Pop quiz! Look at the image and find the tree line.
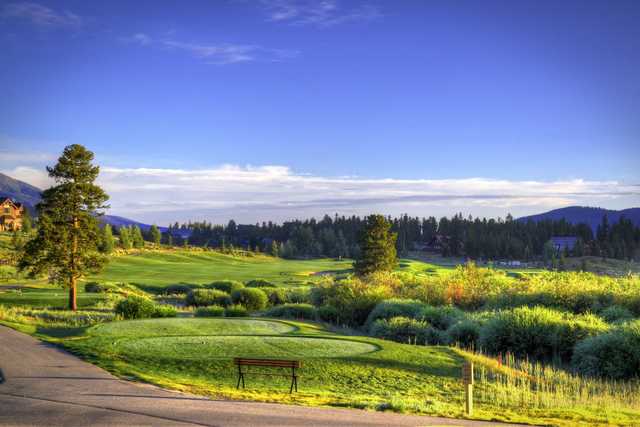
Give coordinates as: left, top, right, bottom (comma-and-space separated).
109, 212, 640, 261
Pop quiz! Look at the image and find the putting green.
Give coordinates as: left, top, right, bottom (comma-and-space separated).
117, 335, 378, 359
92, 318, 296, 338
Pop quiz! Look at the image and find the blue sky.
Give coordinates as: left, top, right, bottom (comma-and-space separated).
1, 0, 639, 225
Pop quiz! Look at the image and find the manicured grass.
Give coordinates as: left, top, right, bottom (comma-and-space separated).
54, 317, 638, 426
88, 251, 354, 289
0, 285, 105, 307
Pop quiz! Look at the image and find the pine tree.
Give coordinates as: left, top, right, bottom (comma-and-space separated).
119, 226, 132, 249
353, 214, 397, 276
18, 145, 109, 311
132, 225, 145, 248
270, 240, 279, 257
150, 224, 161, 246
21, 209, 33, 234
99, 224, 115, 254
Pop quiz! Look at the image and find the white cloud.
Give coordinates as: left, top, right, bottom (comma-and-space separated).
89, 165, 640, 224
260, 0, 381, 27
119, 32, 152, 46
1, 2, 82, 29
0, 149, 55, 164
120, 33, 297, 65
0, 166, 53, 189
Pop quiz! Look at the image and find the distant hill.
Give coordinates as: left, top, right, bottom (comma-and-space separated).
0, 172, 42, 213
0, 172, 166, 231
101, 215, 167, 232
518, 206, 640, 231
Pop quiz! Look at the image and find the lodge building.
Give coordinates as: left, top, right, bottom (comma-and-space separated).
0, 198, 24, 232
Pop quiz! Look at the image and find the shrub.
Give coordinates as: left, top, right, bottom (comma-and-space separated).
317, 305, 340, 323
195, 305, 225, 317
419, 305, 464, 330
225, 304, 248, 317
600, 305, 635, 324
163, 284, 192, 295
231, 288, 268, 311
479, 306, 608, 361
186, 289, 231, 307
115, 296, 175, 319
365, 299, 425, 329
266, 303, 316, 320
267, 288, 287, 306
153, 304, 178, 318
284, 287, 312, 304
310, 277, 392, 326
572, 320, 640, 380
207, 280, 244, 293
245, 279, 277, 288
370, 316, 429, 344
447, 319, 481, 348
417, 326, 450, 345
84, 282, 118, 293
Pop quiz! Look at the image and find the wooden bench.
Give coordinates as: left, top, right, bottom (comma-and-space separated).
233, 358, 301, 394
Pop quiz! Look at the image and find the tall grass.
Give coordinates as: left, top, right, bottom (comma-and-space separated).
464, 350, 640, 413
0, 304, 115, 327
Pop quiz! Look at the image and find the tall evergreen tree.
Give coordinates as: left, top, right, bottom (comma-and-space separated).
99, 224, 115, 254
18, 145, 109, 311
132, 225, 145, 248
149, 224, 161, 246
353, 214, 397, 275
119, 226, 132, 249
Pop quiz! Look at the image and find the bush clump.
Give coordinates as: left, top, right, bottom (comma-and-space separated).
267, 288, 287, 306
370, 316, 429, 344
231, 288, 268, 311
245, 279, 277, 288
225, 304, 248, 317
207, 280, 244, 294
186, 289, 231, 307
284, 287, 312, 304
163, 284, 192, 295
479, 306, 608, 361
419, 305, 464, 330
599, 305, 635, 324
446, 319, 481, 348
195, 305, 225, 317
84, 282, 118, 293
365, 299, 425, 329
572, 320, 640, 380
317, 305, 340, 324
266, 303, 316, 320
115, 296, 176, 319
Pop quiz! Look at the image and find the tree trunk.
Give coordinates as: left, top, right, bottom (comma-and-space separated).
70, 216, 78, 311
69, 278, 77, 311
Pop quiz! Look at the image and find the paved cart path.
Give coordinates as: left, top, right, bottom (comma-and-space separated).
0, 326, 521, 427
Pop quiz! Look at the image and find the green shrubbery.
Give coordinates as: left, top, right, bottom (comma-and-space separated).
600, 306, 635, 323
479, 306, 608, 361
419, 305, 464, 330
446, 319, 481, 348
370, 316, 447, 344
225, 304, 248, 317
317, 305, 340, 323
115, 296, 177, 319
266, 303, 316, 320
245, 279, 276, 288
194, 305, 225, 317
207, 280, 244, 293
84, 282, 119, 293
186, 289, 231, 307
163, 284, 192, 295
231, 288, 268, 311
365, 299, 425, 328
572, 320, 640, 380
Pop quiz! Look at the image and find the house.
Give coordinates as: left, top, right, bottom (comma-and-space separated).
0, 198, 24, 232
550, 236, 578, 254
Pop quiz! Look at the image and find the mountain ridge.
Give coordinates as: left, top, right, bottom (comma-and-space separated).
517, 206, 640, 231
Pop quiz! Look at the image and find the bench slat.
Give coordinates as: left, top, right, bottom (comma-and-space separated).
234, 358, 301, 368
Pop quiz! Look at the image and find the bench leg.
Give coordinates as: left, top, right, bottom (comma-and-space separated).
237, 372, 245, 389
289, 376, 294, 394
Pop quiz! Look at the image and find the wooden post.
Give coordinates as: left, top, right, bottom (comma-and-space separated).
462, 361, 474, 416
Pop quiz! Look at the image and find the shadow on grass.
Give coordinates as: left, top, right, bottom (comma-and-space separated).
35, 326, 88, 339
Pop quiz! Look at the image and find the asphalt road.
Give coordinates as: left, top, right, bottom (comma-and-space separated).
0, 325, 518, 427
